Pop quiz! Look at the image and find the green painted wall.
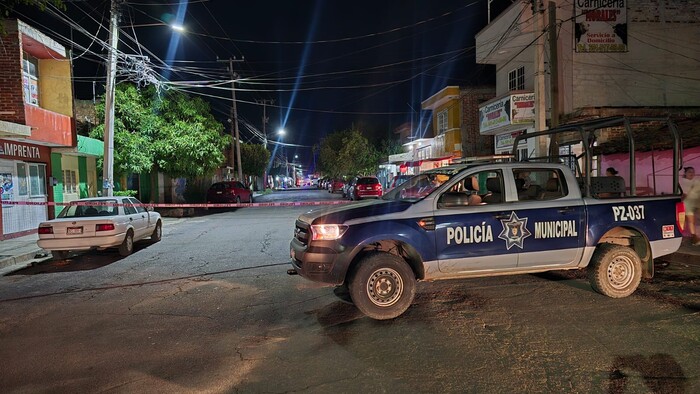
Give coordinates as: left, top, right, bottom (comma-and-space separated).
139, 173, 152, 202
51, 153, 63, 216
78, 157, 88, 198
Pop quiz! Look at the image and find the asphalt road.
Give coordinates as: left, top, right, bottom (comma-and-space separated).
0, 188, 698, 393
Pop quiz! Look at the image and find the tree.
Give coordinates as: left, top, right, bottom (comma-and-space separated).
318, 129, 378, 178
153, 89, 230, 179
240, 143, 270, 177
91, 84, 230, 180
91, 84, 157, 176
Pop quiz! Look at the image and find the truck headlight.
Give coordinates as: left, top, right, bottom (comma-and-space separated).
310, 224, 348, 241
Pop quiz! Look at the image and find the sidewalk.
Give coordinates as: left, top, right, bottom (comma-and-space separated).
2, 221, 700, 274
0, 217, 187, 275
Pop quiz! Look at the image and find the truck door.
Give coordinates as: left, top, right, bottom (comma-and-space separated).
510, 168, 586, 268
434, 169, 519, 273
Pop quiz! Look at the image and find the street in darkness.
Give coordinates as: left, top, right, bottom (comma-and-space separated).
0, 189, 698, 393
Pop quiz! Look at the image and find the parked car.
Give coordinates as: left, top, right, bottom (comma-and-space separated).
350, 176, 383, 200
206, 181, 253, 204
37, 197, 162, 259
328, 179, 345, 193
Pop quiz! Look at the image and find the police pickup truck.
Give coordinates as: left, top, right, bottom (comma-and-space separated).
288, 117, 684, 320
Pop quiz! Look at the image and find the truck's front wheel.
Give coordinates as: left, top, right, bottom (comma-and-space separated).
588, 244, 642, 298
348, 252, 416, 320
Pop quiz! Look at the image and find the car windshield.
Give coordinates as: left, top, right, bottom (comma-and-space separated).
58, 200, 119, 218
382, 169, 461, 201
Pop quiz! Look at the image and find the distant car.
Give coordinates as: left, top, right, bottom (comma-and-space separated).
37, 197, 162, 259
328, 179, 345, 193
206, 181, 253, 204
351, 176, 383, 200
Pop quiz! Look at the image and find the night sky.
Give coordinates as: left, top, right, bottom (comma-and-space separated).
12, 0, 513, 167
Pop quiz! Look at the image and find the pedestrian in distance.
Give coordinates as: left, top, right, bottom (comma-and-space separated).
679, 166, 700, 245
606, 167, 618, 176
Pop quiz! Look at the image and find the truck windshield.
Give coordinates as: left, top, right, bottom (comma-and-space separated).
383, 171, 457, 201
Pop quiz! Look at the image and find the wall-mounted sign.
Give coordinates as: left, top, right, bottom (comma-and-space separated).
0, 140, 48, 161
511, 93, 535, 124
480, 93, 535, 134
495, 130, 526, 150
480, 96, 511, 133
575, 1, 628, 53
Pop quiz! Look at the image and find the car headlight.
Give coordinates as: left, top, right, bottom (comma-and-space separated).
310, 224, 348, 241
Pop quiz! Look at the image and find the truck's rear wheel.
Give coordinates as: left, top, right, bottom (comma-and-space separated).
588, 243, 642, 298
348, 252, 416, 320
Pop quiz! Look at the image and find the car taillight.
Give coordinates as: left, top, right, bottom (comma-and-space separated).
38, 226, 53, 234
96, 223, 115, 232
374, 184, 382, 190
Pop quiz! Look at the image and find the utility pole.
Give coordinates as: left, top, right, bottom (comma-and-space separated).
218, 57, 244, 181
532, 0, 547, 156
256, 99, 274, 148
102, 0, 121, 196
257, 98, 274, 189
548, 1, 561, 158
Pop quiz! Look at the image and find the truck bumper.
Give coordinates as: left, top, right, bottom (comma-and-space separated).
289, 237, 347, 286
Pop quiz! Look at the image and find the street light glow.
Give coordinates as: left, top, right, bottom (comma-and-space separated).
171, 24, 185, 32
278, 128, 286, 137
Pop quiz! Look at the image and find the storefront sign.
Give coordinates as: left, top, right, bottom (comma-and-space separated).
575, 0, 628, 53
480, 94, 535, 134
511, 93, 535, 124
479, 96, 511, 133
0, 140, 48, 161
495, 131, 526, 150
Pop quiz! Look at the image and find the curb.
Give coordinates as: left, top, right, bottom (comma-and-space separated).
0, 249, 44, 272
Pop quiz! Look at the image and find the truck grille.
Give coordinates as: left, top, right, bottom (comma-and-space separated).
295, 220, 310, 246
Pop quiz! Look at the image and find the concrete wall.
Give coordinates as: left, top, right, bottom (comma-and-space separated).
38, 59, 73, 117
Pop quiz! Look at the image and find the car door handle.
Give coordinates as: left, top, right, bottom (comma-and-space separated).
558, 207, 575, 214
494, 213, 510, 220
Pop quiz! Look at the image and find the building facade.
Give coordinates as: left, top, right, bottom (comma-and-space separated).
0, 20, 100, 238
475, 0, 700, 162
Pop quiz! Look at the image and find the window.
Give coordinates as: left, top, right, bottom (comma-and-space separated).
63, 170, 77, 194
513, 169, 568, 201
17, 163, 28, 196
122, 199, 137, 215
129, 198, 146, 213
508, 66, 525, 91
437, 109, 448, 135
22, 52, 39, 106
28, 163, 46, 197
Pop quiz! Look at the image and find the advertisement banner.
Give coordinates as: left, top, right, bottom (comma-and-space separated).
479, 96, 511, 133
495, 131, 526, 150
575, 0, 628, 53
511, 93, 535, 124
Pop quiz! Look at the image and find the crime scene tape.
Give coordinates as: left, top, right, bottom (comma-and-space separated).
0, 200, 352, 209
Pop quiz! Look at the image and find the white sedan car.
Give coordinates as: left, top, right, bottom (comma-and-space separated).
37, 197, 162, 259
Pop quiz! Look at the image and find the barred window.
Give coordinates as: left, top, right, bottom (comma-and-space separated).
63, 170, 77, 194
